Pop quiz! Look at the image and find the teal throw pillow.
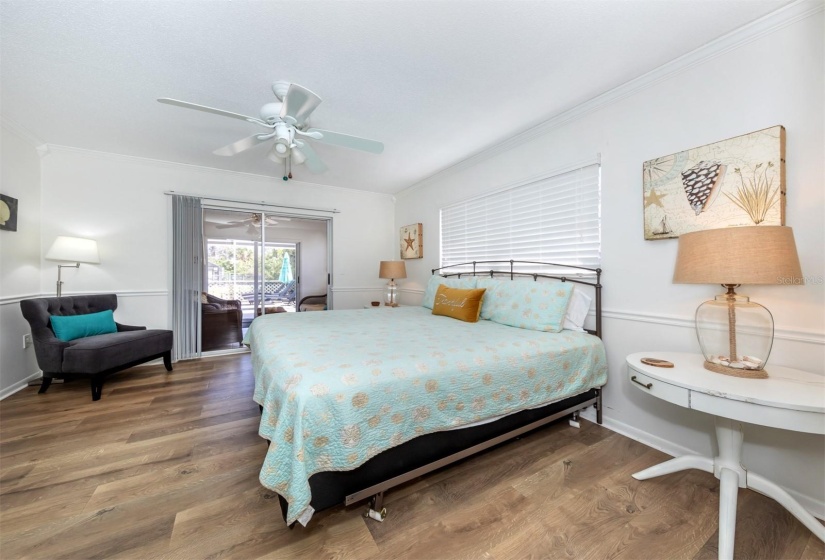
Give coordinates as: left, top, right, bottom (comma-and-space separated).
50, 310, 117, 342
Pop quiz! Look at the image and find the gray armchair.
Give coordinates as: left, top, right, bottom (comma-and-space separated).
19, 294, 173, 401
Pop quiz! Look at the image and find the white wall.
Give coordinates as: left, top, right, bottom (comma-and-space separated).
395, 11, 825, 514
37, 147, 396, 327
0, 123, 44, 396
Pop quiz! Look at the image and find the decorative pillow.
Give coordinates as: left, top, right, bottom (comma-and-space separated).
421, 275, 478, 309
563, 287, 592, 332
201, 292, 209, 304
431, 285, 486, 323
486, 281, 574, 333
50, 310, 118, 342
475, 277, 501, 321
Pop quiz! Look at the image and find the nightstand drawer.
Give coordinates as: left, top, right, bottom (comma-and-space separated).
628, 367, 690, 407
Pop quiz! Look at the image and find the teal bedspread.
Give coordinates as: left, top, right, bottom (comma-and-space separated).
244, 307, 607, 525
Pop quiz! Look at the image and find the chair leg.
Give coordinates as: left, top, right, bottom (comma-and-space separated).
90, 376, 103, 401
38, 375, 53, 394
163, 351, 173, 372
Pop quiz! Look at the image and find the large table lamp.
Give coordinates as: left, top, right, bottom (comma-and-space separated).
673, 226, 802, 379
379, 260, 406, 307
45, 236, 100, 296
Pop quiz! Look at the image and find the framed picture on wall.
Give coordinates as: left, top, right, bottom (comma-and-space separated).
0, 194, 18, 232
400, 223, 423, 259
642, 125, 785, 240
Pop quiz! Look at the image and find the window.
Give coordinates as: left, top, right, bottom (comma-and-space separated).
440, 163, 600, 274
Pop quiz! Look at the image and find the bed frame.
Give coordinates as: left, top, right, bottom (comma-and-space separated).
276, 260, 604, 525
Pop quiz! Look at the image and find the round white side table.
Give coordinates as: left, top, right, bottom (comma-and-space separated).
626, 352, 825, 560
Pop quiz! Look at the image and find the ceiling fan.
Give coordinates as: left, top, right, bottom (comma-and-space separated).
158, 81, 384, 180
213, 214, 289, 232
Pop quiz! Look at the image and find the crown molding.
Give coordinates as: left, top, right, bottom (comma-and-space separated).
41, 144, 395, 202
396, 0, 823, 198
0, 116, 46, 151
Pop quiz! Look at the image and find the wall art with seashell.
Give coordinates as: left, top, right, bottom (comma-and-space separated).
642, 125, 785, 240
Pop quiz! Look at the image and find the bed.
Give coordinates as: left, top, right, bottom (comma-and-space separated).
244, 261, 606, 526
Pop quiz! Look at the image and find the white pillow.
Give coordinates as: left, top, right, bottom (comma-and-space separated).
563, 287, 592, 332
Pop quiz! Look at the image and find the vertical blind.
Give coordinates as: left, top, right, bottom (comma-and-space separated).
440, 163, 601, 274
172, 195, 204, 361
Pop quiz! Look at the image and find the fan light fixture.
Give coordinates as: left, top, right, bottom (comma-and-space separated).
157, 80, 384, 181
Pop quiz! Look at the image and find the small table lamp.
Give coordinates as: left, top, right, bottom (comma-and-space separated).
379, 260, 406, 307
673, 226, 802, 378
45, 236, 100, 296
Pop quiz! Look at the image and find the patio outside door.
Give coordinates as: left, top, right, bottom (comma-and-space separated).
202, 209, 299, 350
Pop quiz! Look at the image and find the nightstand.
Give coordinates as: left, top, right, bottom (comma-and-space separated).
627, 352, 825, 559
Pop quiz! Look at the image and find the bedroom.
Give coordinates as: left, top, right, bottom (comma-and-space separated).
1, 0, 823, 558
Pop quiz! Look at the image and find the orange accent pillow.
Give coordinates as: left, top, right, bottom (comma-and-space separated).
431, 285, 487, 323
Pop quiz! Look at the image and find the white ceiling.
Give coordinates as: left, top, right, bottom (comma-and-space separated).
1, 0, 791, 194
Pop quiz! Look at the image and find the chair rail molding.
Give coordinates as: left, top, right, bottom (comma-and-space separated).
1, 290, 169, 306
603, 308, 824, 346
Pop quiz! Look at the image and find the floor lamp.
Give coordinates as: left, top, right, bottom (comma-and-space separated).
45, 236, 100, 296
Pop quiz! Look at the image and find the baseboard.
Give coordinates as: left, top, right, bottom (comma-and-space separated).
0, 370, 43, 400
579, 408, 825, 520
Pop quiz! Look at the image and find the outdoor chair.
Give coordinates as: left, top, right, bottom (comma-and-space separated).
202, 293, 243, 351
298, 294, 327, 312
274, 281, 296, 304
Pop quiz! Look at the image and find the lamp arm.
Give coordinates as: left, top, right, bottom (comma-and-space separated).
56, 263, 80, 297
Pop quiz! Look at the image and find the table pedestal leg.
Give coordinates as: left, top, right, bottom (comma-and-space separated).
718, 467, 740, 560
633, 417, 824, 559
748, 472, 825, 542
632, 454, 713, 480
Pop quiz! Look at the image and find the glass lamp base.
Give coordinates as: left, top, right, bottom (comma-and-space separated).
704, 360, 768, 379
384, 280, 398, 307
695, 288, 774, 381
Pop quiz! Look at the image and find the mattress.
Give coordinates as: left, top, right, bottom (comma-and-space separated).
244, 306, 607, 524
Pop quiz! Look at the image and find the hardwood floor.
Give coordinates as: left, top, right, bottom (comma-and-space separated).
1, 354, 822, 559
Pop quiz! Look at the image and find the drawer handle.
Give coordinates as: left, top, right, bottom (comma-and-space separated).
631, 375, 653, 390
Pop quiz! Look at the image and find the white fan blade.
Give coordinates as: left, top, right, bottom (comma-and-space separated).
213, 134, 270, 156
305, 128, 384, 154
280, 84, 322, 126
294, 142, 328, 173
158, 98, 269, 127
215, 223, 242, 229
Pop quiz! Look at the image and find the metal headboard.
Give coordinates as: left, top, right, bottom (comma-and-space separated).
431, 260, 602, 338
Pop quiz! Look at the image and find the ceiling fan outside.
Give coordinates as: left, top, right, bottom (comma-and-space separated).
158, 81, 384, 180
213, 214, 290, 230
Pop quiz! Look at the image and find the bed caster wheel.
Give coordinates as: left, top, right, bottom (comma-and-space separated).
569, 412, 580, 429
366, 508, 387, 522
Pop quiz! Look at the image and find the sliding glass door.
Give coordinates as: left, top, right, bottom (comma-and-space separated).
171, 196, 331, 358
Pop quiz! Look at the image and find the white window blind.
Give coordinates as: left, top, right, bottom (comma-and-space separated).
440, 163, 600, 274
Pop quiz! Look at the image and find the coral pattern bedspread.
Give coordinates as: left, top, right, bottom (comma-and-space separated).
245, 306, 607, 524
